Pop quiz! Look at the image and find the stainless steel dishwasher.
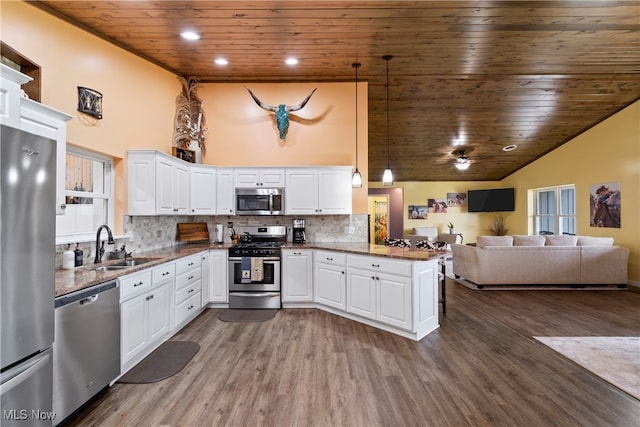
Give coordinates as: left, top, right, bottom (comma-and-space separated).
53, 280, 120, 425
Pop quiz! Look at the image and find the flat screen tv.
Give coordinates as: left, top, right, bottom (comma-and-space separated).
467, 188, 515, 212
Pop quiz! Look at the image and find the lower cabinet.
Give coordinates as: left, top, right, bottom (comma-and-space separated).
282, 249, 313, 304
120, 273, 171, 373
346, 254, 412, 331
174, 253, 202, 329
208, 249, 228, 304
314, 251, 346, 310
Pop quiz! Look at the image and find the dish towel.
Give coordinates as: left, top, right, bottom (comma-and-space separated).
241, 257, 251, 283
251, 257, 264, 282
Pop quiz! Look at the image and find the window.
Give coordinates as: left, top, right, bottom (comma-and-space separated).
532, 185, 575, 235
56, 147, 113, 243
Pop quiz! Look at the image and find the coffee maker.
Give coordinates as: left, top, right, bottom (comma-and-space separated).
292, 219, 306, 243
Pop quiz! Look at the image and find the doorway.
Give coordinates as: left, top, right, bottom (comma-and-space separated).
367, 187, 404, 243
368, 195, 389, 244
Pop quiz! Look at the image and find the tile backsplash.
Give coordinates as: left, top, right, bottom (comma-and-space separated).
56, 214, 368, 268
123, 214, 369, 253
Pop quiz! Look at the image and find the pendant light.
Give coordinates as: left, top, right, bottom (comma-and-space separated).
351, 62, 363, 188
382, 55, 394, 186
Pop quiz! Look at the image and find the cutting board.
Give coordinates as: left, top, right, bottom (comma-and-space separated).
177, 223, 210, 242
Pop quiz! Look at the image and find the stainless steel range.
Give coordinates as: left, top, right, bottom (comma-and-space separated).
228, 226, 286, 309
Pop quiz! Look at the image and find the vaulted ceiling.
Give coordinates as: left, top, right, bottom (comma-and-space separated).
32, 1, 640, 181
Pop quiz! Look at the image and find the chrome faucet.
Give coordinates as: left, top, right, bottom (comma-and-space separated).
94, 224, 115, 264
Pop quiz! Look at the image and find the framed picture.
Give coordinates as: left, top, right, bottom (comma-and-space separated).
172, 146, 196, 163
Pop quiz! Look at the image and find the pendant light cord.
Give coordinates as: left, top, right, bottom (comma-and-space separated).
355, 63, 359, 168
384, 55, 392, 169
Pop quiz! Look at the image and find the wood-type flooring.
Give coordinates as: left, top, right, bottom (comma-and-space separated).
66, 281, 640, 427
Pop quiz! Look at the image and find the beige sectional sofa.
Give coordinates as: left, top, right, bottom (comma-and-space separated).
452, 234, 629, 287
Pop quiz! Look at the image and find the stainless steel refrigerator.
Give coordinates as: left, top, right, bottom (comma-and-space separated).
1, 124, 56, 426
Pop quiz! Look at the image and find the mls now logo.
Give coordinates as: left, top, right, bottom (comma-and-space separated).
3, 409, 56, 421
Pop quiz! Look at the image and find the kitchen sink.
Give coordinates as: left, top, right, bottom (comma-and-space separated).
90, 257, 160, 271
110, 257, 159, 267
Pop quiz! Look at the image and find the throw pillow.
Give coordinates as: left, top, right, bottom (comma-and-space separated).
477, 235, 513, 248
577, 236, 614, 246
413, 227, 438, 241
512, 235, 546, 246
545, 235, 578, 246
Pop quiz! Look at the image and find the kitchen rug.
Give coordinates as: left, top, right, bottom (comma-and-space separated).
118, 341, 199, 384
218, 309, 277, 322
534, 336, 639, 400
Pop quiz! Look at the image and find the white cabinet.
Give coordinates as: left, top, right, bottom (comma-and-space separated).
314, 251, 346, 310
174, 253, 202, 329
234, 168, 285, 188
216, 168, 235, 214
120, 266, 171, 373
156, 155, 189, 215
282, 249, 313, 304
1, 64, 72, 215
347, 255, 412, 331
208, 249, 228, 304
285, 167, 352, 215
127, 150, 190, 215
190, 165, 216, 214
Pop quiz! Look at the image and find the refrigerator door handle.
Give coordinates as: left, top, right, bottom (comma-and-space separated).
0, 352, 51, 396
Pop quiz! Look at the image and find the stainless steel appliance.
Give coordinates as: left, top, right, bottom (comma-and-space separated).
292, 218, 306, 243
53, 280, 120, 424
235, 188, 284, 216
228, 226, 285, 309
1, 125, 56, 426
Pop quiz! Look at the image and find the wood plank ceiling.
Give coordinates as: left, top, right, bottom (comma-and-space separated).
32, 1, 640, 181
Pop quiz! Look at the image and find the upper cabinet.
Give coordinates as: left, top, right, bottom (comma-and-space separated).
285, 167, 352, 215
234, 168, 285, 188
127, 150, 351, 216
190, 165, 216, 215
1, 64, 72, 215
127, 150, 191, 215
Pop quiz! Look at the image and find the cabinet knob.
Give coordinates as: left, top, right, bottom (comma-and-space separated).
60, 204, 67, 210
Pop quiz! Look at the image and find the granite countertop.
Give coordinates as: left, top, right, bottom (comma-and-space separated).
55, 242, 442, 298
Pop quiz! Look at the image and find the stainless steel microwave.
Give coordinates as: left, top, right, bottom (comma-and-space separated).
235, 188, 284, 215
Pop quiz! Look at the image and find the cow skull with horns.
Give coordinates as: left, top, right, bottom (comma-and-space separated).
245, 86, 317, 139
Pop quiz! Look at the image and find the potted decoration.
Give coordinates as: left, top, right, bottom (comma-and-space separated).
489, 215, 508, 236
447, 221, 455, 234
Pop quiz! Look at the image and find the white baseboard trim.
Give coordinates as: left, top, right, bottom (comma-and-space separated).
627, 280, 640, 289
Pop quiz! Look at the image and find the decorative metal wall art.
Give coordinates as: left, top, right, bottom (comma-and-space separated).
77, 86, 103, 119
245, 86, 317, 139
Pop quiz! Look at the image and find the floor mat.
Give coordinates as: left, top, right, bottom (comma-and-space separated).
118, 341, 199, 384
534, 336, 639, 400
218, 309, 277, 322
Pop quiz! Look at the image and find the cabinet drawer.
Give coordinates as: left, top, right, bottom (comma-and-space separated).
120, 270, 152, 300
175, 292, 201, 326
152, 262, 175, 284
347, 254, 412, 277
176, 279, 202, 305
315, 251, 346, 266
175, 254, 202, 276
175, 268, 202, 292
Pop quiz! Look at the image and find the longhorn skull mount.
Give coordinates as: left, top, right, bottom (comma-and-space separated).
245, 86, 317, 139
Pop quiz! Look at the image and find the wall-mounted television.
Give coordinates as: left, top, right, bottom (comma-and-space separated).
467, 188, 515, 212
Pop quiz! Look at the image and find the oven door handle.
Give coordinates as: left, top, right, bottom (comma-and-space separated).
231, 292, 279, 297
228, 257, 280, 262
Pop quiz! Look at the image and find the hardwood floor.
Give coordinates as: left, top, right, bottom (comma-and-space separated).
67, 282, 640, 427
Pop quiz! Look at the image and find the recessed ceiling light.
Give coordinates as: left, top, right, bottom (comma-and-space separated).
502, 144, 518, 152
180, 31, 200, 41
285, 57, 299, 65
214, 58, 228, 65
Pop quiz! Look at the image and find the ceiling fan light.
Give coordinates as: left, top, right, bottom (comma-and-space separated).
382, 168, 394, 185
352, 169, 363, 187
455, 162, 471, 171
